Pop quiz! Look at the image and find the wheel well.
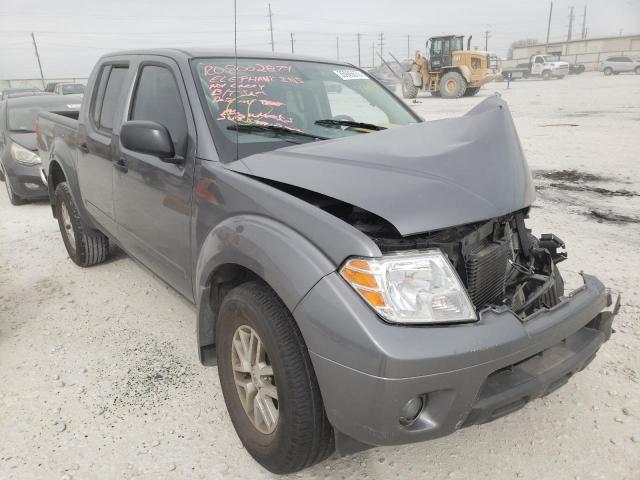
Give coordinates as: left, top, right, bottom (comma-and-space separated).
48, 161, 66, 217
199, 263, 262, 365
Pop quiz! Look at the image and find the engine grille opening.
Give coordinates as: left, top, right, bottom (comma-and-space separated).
465, 240, 512, 307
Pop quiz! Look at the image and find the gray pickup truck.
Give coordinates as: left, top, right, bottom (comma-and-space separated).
37, 49, 618, 474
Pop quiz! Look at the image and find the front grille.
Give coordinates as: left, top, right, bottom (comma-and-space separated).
465, 241, 511, 307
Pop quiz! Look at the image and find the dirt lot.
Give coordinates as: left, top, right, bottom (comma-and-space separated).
1, 72, 639, 480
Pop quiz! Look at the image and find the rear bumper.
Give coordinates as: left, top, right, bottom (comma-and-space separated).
294, 272, 618, 451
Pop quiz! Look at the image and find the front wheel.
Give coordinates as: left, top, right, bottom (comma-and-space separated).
635, 66, 640, 75
603, 67, 613, 76
542, 70, 552, 80
439, 71, 467, 98
54, 182, 109, 267
216, 281, 334, 474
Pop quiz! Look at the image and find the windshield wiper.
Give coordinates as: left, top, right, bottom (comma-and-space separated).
314, 119, 387, 131
227, 124, 327, 142
10, 129, 35, 133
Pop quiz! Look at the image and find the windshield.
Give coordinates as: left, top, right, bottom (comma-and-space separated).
192, 57, 419, 161
542, 55, 557, 62
7, 106, 42, 132
61, 84, 85, 95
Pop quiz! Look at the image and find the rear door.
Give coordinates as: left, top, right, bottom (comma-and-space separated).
77, 62, 130, 234
113, 58, 195, 298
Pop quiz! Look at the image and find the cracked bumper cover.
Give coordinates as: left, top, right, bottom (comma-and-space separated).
293, 272, 618, 451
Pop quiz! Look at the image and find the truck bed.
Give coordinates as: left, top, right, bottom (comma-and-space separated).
37, 110, 81, 176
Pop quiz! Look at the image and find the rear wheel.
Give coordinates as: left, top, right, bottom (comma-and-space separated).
54, 182, 109, 267
542, 70, 552, 80
463, 86, 480, 97
635, 66, 640, 75
603, 67, 613, 76
439, 71, 466, 99
401, 75, 418, 99
216, 281, 334, 474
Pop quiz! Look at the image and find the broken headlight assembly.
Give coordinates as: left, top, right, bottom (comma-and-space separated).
339, 250, 477, 324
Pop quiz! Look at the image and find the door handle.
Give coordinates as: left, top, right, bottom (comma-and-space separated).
114, 158, 128, 173
79, 142, 89, 153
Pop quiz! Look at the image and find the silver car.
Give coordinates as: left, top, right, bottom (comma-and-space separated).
599, 55, 640, 75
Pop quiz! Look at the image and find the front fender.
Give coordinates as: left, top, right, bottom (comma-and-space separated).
457, 65, 471, 83
195, 214, 335, 360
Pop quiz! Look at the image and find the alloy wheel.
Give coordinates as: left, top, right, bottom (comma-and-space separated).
231, 325, 279, 434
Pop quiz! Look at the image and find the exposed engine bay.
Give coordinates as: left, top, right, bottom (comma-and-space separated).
258, 178, 567, 318
341, 204, 567, 317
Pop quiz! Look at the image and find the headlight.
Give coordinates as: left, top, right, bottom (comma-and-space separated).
11, 143, 40, 165
339, 249, 476, 324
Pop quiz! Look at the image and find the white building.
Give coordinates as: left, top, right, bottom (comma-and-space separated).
511, 34, 640, 70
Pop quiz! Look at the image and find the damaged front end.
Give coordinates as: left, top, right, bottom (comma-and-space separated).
361, 208, 569, 320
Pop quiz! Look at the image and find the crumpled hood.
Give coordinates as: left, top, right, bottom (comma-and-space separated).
228, 95, 536, 236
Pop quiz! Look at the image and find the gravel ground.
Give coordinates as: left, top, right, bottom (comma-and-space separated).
1, 72, 639, 480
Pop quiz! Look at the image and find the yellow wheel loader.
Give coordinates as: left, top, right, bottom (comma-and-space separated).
402, 35, 501, 99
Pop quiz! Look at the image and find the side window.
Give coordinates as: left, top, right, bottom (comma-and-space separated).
535, 56, 544, 64
99, 67, 129, 133
91, 66, 109, 126
130, 65, 188, 157
620, 57, 632, 62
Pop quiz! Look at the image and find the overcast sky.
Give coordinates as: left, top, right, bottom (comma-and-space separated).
1, 0, 639, 79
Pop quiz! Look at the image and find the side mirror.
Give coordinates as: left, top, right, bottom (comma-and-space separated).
120, 120, 177, 161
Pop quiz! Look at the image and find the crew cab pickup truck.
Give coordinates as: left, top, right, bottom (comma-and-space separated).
37, 49, 618, 474
502, 54, 570, 80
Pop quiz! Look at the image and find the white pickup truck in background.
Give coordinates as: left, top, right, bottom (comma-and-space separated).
501, 54, 570, 80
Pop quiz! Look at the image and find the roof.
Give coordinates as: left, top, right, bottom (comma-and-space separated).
100, 48, 354, 66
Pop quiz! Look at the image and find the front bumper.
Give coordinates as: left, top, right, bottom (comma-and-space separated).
294, 272, 617, 451
2, 159, 48, 199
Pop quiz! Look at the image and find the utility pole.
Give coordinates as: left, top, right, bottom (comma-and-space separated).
30, 32, 45, 89
357, 33, 361, 67
336, 36, 340, 61
378, 32, 384, 57
484, 30, 490, 51
290, 32, 294, 54
581, 5, 587, 39
545, 1, 553, 52
407, 35, 410, 59
567, 6, 574, 41
268, 3, 275, 52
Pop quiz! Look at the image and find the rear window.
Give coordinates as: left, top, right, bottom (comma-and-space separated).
99, 67, 128, 132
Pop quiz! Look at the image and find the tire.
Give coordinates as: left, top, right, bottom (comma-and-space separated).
603, 67, 613, 76
54, 182, 109, 267
1, 165, 26, 205
439, 71, 466, 98
636, 67, 640, 75
401, 75, 418, 99
216, 281, 334, 474
542, 70, 552, 80
463, 86, 480, 96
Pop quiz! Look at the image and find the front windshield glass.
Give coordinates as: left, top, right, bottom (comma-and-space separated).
61, 84, 85, 94
542, 55, 556, 62
192, 57, 419, 161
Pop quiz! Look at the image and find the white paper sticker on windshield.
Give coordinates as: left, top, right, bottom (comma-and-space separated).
333, 69, 368, 80
67, 104, 81, 109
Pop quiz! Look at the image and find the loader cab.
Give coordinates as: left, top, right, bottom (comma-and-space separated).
428, 35, 464, 71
